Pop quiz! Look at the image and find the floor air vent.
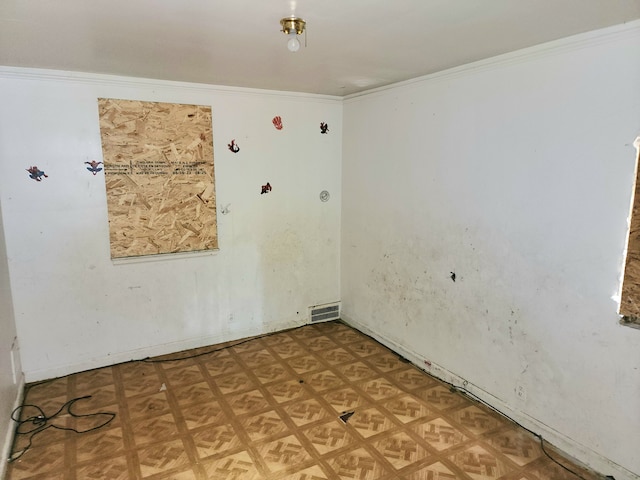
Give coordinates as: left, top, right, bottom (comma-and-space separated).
309, 302, 340, 322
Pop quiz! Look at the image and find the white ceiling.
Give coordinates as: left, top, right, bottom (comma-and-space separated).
1, 1, 639, 96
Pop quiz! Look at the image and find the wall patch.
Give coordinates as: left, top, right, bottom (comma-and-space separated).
97, 98, 217, 259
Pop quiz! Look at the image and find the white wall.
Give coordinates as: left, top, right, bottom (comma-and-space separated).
0, 198, 22, 479
0, 70, 342, 382
342, 22, 640, 479
2, 20, 639, 480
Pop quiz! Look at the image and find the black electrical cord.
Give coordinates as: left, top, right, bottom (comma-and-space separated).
141, 324, 307, 364
7, 324, 308, 461
443, 380, 589, 480
8, 395, 116, 462
23, 324, 310, 389
151, 319, 595, 479
8, 321, 598, 478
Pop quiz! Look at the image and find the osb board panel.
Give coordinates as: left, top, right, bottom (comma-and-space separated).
98, 98, 217, 259
620, 142, 640, 317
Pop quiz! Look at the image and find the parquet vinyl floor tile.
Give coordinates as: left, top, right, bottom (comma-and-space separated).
6, 321, 604, 480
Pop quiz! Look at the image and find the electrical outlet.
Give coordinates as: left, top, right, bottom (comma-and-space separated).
515, 384, 527, 401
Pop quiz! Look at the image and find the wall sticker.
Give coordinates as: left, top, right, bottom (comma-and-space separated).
272, 116, 283, 130
320, 122, 329, 134
261, 182, 272, 194
26, 166, 48, 182
227, 139, 240, 153
85, 160, 103, 175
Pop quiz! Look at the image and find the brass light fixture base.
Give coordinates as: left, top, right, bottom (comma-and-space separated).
280, 17, 306, 35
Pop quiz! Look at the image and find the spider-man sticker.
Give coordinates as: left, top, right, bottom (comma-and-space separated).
26, 166, 48, 181
85, 161, 103, 175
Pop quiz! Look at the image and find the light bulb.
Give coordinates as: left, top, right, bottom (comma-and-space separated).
287, 31, 300, 52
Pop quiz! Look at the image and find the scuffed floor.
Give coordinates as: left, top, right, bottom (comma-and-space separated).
6, 321, 601, 479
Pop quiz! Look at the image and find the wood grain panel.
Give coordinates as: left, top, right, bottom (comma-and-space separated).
620, 138, 640, 317
98, 98, 217, 258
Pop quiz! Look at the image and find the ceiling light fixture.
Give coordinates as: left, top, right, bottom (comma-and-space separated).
280, 17, 306, 53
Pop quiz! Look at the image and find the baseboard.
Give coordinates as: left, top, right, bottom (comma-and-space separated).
1, 373, 24, 480
24, 318, 307, 383
341, 314, 640, 480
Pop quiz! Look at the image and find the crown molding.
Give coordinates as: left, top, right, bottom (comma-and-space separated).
345, 19, 640, 102
0, 66, 343, 104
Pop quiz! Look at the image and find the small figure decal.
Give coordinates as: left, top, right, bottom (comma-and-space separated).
272, 116, 283, 130
320, 122, 329, 134
261, 182, 272, 194
26, 166, 48, 182
85, 160, 103, 175
227, 139, 240, 153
